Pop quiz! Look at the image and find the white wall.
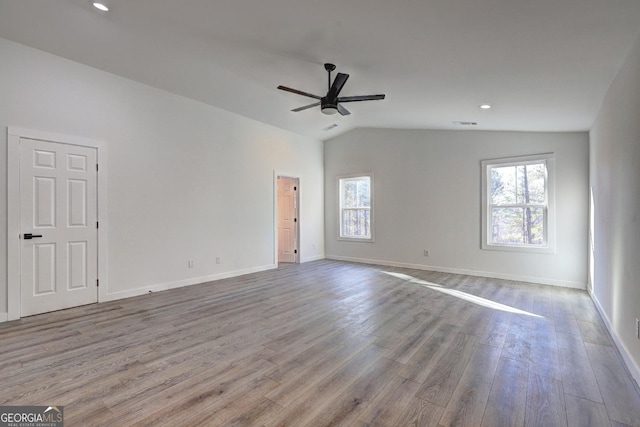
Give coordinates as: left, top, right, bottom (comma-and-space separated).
590, 35, 640, 382
0, 38, 324, 316
325, 128, 589, 288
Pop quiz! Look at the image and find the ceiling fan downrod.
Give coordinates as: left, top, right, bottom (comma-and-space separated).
325, 63, 336, 92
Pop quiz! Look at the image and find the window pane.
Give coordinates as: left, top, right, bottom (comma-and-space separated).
491, 207, 545, 245
342, 208, 370, 238
343, 180, 358, 208
357, 178, 371, 208
490, 163, 546, 205
525, 207, 545, 244
523, 164, 546, 204
342, 177, 370, 208
490, 166, 517, 204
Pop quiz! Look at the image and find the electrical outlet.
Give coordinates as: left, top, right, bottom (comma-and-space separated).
216, 256, 222, 264
636, 318, 639, 339
188, 260, 194, 268
423, 250, 430, 257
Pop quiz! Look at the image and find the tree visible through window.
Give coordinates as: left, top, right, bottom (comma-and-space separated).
482, 154, 555, 252
339, 175, 373, 241
491, 163, 546, 245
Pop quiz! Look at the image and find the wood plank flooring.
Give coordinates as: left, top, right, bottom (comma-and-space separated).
1, 260, 640, 426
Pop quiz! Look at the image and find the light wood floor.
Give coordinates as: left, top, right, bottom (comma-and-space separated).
1, 260, 639, 426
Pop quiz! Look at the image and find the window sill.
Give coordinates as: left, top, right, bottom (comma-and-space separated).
338, 236, 375, 243
482, 243, 556, 254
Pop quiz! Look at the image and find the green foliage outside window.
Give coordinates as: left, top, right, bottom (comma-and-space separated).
490, 163, 546, 246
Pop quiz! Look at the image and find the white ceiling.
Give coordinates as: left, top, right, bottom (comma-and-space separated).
1, 0, 640, 140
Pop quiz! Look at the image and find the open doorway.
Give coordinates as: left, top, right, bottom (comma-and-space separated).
277, 176, 299, 264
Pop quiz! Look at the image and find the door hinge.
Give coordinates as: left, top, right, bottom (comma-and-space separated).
294, 186, 297, 191
294, 218, 297, 222
96, 279, 99, 287
294, 249, 298, 254
96, 163, 99, 172
96, 221, 99, 229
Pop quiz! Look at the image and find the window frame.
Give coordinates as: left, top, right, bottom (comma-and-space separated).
337, 173, 375, 242
481, 153, 556, 254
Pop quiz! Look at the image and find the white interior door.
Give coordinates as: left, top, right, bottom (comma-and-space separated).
20, 138, 98, 316
278, 177, 298, 263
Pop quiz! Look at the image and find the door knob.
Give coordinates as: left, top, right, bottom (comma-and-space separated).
24, 233, 43, 240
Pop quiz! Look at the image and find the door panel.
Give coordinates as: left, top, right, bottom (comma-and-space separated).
68, 241, 88, 289
35, 177, 56, 227
68, 179, 87, 226
34, 244, 56, 295
20, 138, 98, 317
34, 149, 56, 168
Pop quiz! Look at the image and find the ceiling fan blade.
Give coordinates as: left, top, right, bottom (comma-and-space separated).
338, 94, 386, 103
337, 104, 351, 116
291, 102, 320, 112
327, 73, 349, 99
277, 85, 322, 100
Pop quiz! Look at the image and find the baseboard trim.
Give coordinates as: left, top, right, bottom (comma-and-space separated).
102, 264, 278, 302
0, 313, 8, 323
301, 255, 325, 263
590, 290, 640, 388
326, 255, 587, 289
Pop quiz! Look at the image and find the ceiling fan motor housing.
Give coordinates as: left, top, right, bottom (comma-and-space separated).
321, 96, 339, 115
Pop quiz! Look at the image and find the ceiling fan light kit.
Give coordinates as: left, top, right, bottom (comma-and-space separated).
91, 1, 109, 11
278, 63, 385, 116
322, 104, 339, 115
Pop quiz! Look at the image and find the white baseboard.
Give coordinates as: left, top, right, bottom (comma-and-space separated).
101, 264, 278, 302
0, 313, 8, 323
301, 254, 325, 263
326, 255, 587, 289
590, 291, 640, 388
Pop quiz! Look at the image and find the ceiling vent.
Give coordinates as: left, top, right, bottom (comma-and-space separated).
453, 121, 478, 126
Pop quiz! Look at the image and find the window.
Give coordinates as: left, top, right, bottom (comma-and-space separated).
481, 154, 555, 253
338, 174, 374, 241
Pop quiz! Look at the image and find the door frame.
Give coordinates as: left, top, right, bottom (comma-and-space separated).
273, 171, 300, 265
7, 127, 108, 321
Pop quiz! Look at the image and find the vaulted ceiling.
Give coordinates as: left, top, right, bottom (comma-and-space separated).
1, 0, 640, 140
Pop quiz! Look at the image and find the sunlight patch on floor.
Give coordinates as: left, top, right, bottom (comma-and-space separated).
382, 271, 543, 318
383, 271, 443, 287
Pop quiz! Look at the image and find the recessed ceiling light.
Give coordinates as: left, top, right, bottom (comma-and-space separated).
92, 2, 109, 12
479, 104, 492, 110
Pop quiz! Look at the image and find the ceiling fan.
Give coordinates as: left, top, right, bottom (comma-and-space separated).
277, 63, 385, 116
